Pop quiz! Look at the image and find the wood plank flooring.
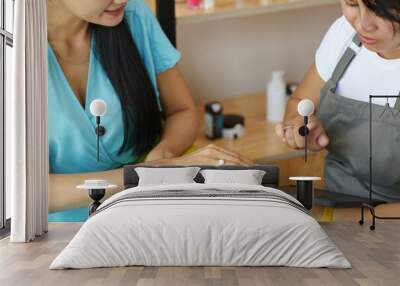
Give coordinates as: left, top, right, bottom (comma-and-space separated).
1, 222, 400, 286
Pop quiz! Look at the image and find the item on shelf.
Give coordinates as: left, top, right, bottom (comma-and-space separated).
187, 0, 201, 8
216, 0, 237, 6
222, 114, 245, 139
266, 70, 286, 123
235, 0, 244, 8
205, 101, 224, 139
204, 0, 215, 9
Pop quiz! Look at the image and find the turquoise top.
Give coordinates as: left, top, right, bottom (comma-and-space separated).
48, 0, 180, 174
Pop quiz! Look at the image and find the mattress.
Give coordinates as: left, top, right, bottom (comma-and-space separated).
50, 183, 351, 269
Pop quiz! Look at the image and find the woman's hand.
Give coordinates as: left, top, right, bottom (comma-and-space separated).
146, 144, 253, 166
145, 144, 176, 162
174, 144, 253, 166
275, 115, 330, 152
178, 144, 254, 165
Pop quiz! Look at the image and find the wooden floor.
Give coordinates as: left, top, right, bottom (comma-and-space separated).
1, 221, 400, 286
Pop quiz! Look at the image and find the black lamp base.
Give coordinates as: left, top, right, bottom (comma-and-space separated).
296, 181, 314, 210
88, 189, 106, 215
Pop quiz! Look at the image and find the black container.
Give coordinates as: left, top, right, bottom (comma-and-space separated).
204, 101, 223, 139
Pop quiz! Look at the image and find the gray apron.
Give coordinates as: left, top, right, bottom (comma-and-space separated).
316, 34, 400, 203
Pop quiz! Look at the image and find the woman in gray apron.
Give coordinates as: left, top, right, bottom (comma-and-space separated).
276, 0, 400, 202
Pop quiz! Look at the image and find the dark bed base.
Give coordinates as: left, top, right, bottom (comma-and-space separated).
123, 164, 280, 190
122, 164, 393, 227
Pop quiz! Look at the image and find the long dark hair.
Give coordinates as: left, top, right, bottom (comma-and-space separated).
362, 0, 400, 24
91, 19, 162, 157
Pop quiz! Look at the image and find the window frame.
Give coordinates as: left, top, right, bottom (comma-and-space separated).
155, 0, 176, 47
0, 0, 13, 236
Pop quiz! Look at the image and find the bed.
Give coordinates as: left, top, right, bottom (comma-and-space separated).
50, 165, 350, 269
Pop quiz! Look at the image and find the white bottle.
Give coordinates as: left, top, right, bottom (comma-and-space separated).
266, 70, 286, 123
204, 0, 215, 9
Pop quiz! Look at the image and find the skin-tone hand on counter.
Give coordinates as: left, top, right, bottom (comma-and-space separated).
47, 0, 252, 212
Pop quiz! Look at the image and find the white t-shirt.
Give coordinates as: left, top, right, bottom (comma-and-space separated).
316, 16, 400, 107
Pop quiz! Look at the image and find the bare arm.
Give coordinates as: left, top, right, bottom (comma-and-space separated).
284, 63, 324, 121
145, 65, 199, 161
50, 143, 252, 212
49, 168, 123, 212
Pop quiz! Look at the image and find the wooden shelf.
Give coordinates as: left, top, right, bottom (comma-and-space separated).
176, 0, 339, 24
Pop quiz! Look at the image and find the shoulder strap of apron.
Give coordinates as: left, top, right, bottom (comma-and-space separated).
394, 91, 400, 111
329, 34, 362, 87
327, 34, 400, 111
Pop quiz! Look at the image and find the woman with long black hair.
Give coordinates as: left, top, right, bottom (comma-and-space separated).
276, 0, 400, 202
47, 0, 251, 211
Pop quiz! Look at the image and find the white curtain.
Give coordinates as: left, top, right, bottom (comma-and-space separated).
8, 0, 49, 242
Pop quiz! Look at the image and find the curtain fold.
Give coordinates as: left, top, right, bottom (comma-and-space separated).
9, 0, 48, 242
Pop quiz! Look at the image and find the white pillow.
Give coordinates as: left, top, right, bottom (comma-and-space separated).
135, 167, 201, 186
200, 169, 266, 185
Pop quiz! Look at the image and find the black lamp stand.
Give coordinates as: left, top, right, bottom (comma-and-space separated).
359, 95, 400, 230
88, 189, 106, 216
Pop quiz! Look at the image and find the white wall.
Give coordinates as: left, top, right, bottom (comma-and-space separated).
177, 4, 341, 102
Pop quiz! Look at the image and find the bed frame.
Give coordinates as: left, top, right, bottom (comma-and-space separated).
123, 165, 280, 189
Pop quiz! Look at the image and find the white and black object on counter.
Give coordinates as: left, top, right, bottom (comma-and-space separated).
204, 101, 223, 139
289, 177, 321, 210
90, 99, 107, 162
286, 82, 299, 96
222, 114, 245, 139
266, 70, 286, 123
77, 180, 117, 215
297, 99, 315, 163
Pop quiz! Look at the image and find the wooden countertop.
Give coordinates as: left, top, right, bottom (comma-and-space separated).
195, 92, 304, 163
176, 0, 339, 24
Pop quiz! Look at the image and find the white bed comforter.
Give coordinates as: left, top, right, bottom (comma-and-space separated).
50, 183, 351, 269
